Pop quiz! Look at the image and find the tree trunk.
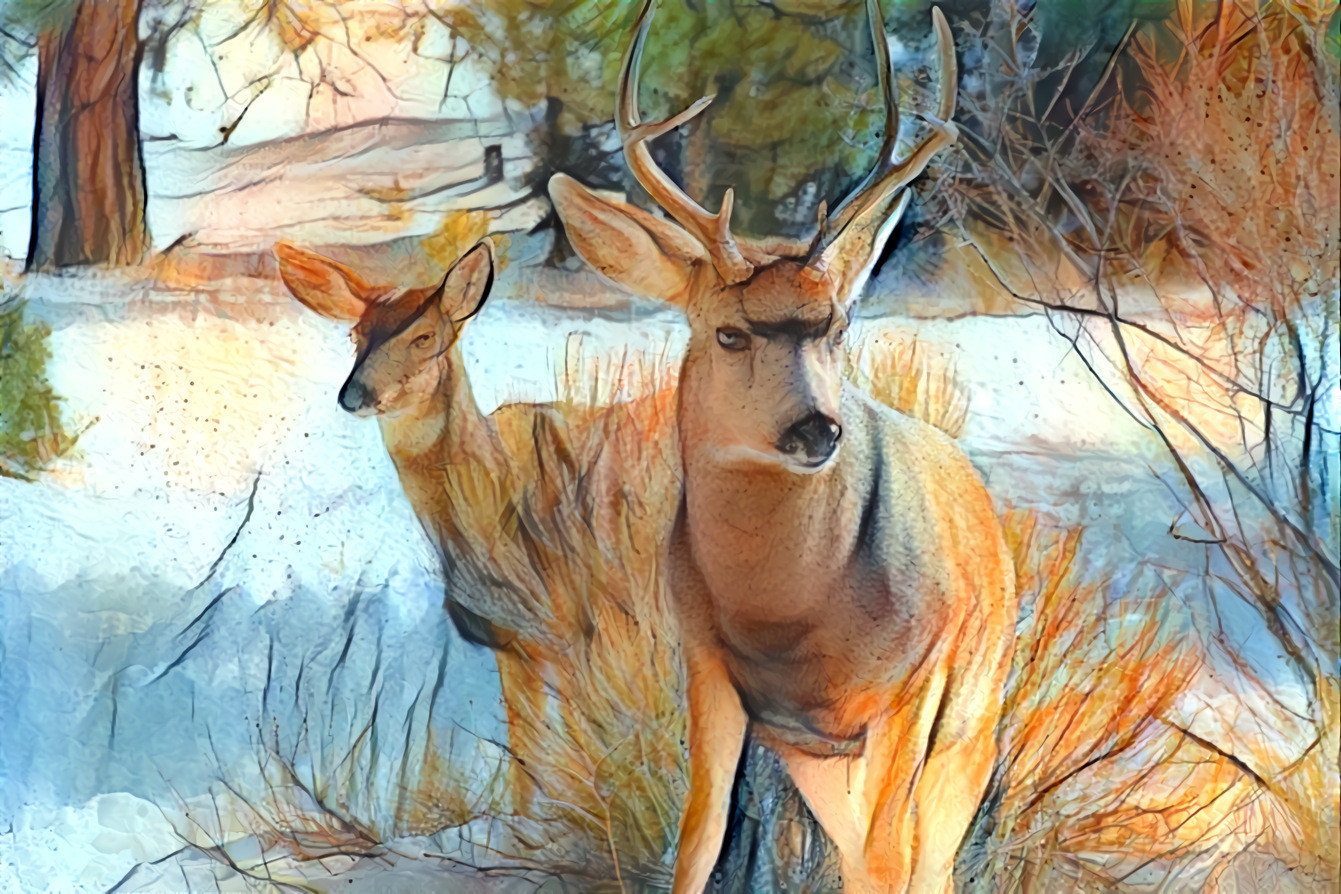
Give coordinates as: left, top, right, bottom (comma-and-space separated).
27, 0, 148, 272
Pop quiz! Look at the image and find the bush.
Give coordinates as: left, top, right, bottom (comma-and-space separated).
0, 298, 79, 480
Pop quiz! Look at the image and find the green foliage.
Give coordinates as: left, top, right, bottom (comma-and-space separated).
1030, 0, 1171, 65
446, 0, 901, 236
0, 0, 72, 77
0, 299, 79, 479
448, 0, 1158, 239
1327, 2, 1340, 71
0, 0, 73, 33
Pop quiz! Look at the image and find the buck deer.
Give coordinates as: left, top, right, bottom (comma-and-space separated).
550, 2, 1016, 891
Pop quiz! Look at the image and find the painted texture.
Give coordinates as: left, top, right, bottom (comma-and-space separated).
0, 0, 1336, 891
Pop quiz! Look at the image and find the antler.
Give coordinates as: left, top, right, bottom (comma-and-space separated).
617, 0, 754, 285
811, 1, 959, 263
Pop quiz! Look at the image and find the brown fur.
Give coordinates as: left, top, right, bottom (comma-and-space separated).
557, 169, 1017, 891
275, 239, 688, 871
550, 5, 1012, 883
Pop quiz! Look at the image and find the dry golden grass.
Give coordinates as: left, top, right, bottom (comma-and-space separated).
959, 510, 1215, 889
398, 727, 512, 837
387, 329, 970, 884
944, 1, 1338, 886
1117, 2, 1339, 312
840, 340, 1270, 889
847, 326, 969, 438
168, 745, 389, 888
200, 292, 1290, 889
193, 0, 1334, 885
386, 338, 686, 884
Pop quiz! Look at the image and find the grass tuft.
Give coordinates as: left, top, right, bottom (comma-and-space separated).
0, 298, 82, 480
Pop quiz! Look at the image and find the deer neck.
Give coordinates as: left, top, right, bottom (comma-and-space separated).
676, 378, 862, 604
378, 341, 501, 476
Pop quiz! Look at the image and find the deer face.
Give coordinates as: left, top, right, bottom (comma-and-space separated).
680, 261, 848, 469
274, 241, 494, 418
550, 0, 955, 474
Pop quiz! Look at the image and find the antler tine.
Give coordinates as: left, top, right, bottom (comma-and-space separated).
871, 0, 901, 190
815, 3, 959, 253
617, 0, 754, 284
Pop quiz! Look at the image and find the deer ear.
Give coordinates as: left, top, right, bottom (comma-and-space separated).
549, 173, 702, 304
274, 241, 372, 321
818, 190, 912, 309
438, 239, 495, 324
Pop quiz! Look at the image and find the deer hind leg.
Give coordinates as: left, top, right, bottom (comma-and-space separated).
777, 745, 875, 892
494, 647, 549, 814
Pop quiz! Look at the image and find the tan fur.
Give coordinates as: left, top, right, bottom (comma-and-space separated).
275, 239, 688, 866
549, 4, 1013, 889
556, 189, 1017, 894
276, 241, 577, 805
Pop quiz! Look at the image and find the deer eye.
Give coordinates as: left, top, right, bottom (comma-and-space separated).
716, 328, 749, 352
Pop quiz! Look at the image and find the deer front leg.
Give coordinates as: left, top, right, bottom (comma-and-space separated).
904, 673, 1006, 890
860, 675, 999, 894
905, 734, 995, 894
907, 569, 1014, 893
857, 702, 930, 893
673, 647, 748, 894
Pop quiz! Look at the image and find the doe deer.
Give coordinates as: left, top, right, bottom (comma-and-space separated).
550, 1, 1016, 891
274, 238, 684, 841
273, 239, 568, 809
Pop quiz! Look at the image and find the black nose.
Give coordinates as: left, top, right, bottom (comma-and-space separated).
776, 412, 842, 465
338, 378, 373, 414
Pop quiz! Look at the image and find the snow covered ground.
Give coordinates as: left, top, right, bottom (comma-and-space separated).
0, 249, 1223, 890
0, 27, 1311, 887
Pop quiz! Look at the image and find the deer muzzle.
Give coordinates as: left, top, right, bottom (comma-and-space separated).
338, 376, 378, 417
776, 412, 842, 467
